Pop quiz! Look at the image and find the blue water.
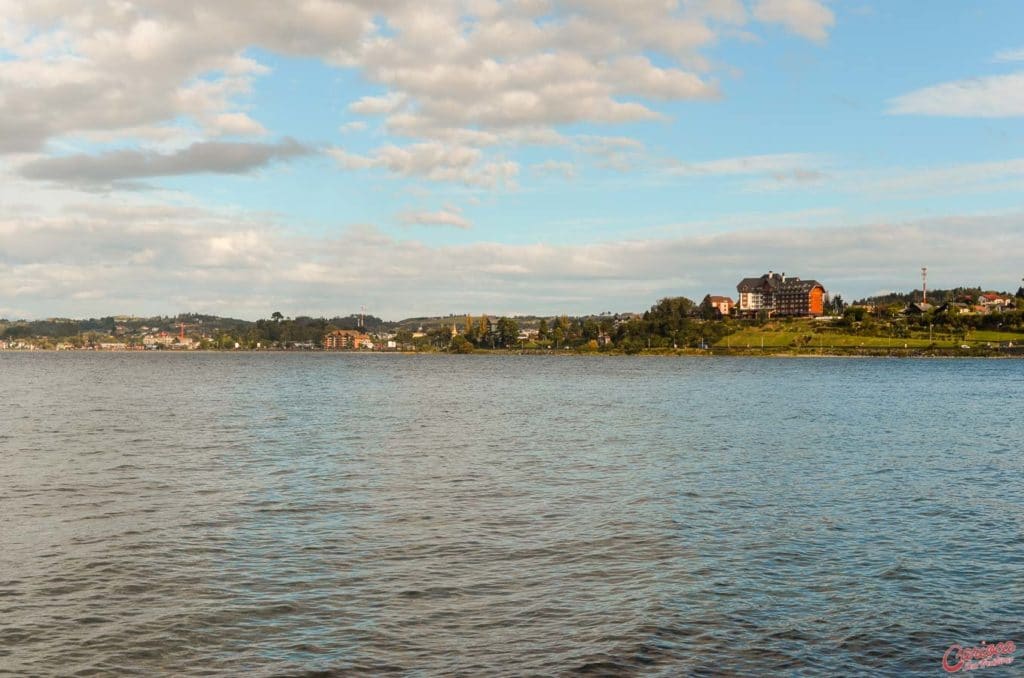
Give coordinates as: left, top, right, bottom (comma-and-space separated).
1, 353, 1021, 676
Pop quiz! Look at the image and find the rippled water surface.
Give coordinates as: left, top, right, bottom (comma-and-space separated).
2, 353, 1022, 676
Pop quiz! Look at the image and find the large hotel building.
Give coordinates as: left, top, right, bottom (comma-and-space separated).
736, 271, 826, 317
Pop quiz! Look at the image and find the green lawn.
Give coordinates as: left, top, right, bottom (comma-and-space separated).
814, 334, 947, 348
713, 327, 1024, 350
716, 330, 803, 348
966, 330, 1024, 342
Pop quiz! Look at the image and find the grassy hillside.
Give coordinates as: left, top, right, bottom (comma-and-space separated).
714, 325, 1024, 351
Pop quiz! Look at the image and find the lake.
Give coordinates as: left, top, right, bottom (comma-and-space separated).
1, 353, 1021, 675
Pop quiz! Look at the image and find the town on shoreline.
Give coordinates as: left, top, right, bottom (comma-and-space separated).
4, 270, 1024, 357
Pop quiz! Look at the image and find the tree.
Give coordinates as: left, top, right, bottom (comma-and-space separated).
496, 317, 519, 348
622, 337, 644, 354
699, 295, 721, 320
427, 325, 451, 349
271, 311, 284, 322
477, 315, 490, 345
646, 296, 695, 345
822, 294, 847, 315
450, 335, 474, 353
842, 306, 867, 324
537, 317, 549, 340
395, 329, 413, 347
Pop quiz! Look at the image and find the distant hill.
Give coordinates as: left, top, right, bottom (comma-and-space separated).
3, 310, 646, 339
854, 287, 1014, 306
389, 312, 636, 332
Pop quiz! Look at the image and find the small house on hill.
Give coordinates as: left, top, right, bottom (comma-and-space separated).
702, 295, 735, 317
904, 302, 935, 315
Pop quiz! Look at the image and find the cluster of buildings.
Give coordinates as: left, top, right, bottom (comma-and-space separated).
705, 271, 828, 318
141, 332, 198, 349
324, 329, 420, 350
905, 292, 1018, 316
323, 320, 551, 351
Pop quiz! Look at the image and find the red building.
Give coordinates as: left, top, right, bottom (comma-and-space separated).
324, 329, 371, 350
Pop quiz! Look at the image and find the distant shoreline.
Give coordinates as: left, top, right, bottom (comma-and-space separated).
3, 348, 1021, 359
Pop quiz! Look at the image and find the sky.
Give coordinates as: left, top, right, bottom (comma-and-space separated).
2, 0, 1024, 320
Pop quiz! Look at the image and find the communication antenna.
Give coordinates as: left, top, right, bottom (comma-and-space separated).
921, 267, 928, 304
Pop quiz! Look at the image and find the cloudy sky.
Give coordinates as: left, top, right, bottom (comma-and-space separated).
2, 1, 1023, 320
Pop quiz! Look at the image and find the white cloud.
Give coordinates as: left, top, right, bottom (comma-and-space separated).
3, 188, 1022, 319
610, 56, 721, 100
0, 5, 287, 152
400, 207, 472, 229
575, 135, 648, 172
328, 142, 518, 188
18, 138, 313, 187
847, 157, 1024, 197
212, 112, 267, 137
349, 92, 407, 115
0, 0, 837, 192
994, 47, 1024, 63
752, 0, 834, 43
888, 72, 1024, 118
340, 121, 368, 134
695, 154, 1024, 197
532, 160, 576, 180
668, 152, 822, 177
